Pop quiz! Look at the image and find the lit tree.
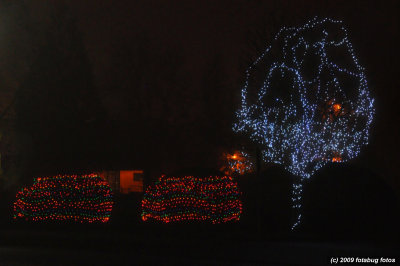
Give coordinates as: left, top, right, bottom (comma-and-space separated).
233, 17, 374, 229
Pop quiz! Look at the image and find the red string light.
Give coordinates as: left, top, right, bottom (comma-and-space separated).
13, 174, 114, 223
142, 176, 242, 224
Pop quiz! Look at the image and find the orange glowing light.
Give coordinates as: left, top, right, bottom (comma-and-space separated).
333, 103, 342, 116
120, 170, 144, 193
332, 156, 342, 162
333, 103, 341, 111
222, 151, 253, 175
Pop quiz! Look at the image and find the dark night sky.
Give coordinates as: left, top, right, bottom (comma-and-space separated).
0, 0, 399, 194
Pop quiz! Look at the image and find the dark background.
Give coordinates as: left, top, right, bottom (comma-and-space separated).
0, 0, 399, 242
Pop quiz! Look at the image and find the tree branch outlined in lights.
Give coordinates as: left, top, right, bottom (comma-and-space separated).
233, 17, 374, 230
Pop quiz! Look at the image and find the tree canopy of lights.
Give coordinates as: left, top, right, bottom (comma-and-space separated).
14, 174, 113, 223
141, 176, 242, 224
233, 17, 374, 229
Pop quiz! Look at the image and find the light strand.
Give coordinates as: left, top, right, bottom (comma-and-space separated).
233, 17, 374, 229
14, 174, 114, 223
142, 175, 242, 224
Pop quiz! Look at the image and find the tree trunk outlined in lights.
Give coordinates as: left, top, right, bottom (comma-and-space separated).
233, 17, 374, 230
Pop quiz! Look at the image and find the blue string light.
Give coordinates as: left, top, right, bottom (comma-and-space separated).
233, 17, 374, 230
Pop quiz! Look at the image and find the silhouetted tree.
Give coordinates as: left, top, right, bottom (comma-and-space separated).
16, 2, 104, 178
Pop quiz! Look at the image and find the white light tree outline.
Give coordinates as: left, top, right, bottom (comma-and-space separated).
233, 17, 374, 229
